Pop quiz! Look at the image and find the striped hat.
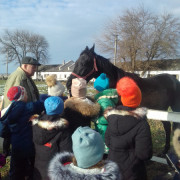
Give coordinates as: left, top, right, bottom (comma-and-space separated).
7, 86, 26, 102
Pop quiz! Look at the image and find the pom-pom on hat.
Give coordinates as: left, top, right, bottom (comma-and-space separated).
72, 126, 104, 169
44, 96, 64, 115
71, 78, 87, 98
46, 75, 65, 97
94, 73, 109, 92
7, 86, 26, 102
116, 77, 142, 108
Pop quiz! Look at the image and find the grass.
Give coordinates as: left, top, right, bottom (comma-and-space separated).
0, 80, 175, 179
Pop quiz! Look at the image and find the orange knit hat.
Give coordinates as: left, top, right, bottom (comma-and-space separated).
116, 77, 142, 108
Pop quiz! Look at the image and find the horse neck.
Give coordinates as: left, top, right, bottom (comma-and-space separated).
96, 57, 125, 88
96, 57, 141, 88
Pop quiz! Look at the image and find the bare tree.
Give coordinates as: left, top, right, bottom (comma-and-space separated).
96, 6, 180, 72
0, 29, 49, 66
29, 34, 49, 64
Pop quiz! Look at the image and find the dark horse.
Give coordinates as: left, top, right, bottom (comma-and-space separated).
66, 45, 180, 155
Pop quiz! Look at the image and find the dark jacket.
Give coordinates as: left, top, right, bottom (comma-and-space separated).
105, 106, 153, 180
32, 113, 72, 180
48, 152, 121, 180
1, 101, 44, 157
62, 97, 100, 133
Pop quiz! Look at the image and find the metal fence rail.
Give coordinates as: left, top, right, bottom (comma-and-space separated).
147, 109, 180, 164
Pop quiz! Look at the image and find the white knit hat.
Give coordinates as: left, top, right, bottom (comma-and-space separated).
48, 81, 65, 96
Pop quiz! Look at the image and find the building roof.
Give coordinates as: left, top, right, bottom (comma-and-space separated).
38, 60, 75, 72
116, 59, 180, 71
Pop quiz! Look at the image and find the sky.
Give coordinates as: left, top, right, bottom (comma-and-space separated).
0, 0, 180, 74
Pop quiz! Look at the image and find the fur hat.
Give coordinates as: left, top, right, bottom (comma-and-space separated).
44, 96, 64, 115
72, 126, 104, 168
116, 77, 142, 108
71, 78, 87, 98
45, 75, 65, 96
173, 129, 180, 157
94, 73, 109, 92
7, 86, 26, 102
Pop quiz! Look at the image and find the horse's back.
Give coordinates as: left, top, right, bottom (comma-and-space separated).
138, 73, 180, 110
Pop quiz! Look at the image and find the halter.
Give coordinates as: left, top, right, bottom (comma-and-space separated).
71, 58, 98, 80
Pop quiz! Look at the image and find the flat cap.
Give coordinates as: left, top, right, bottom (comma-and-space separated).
22, 56, 41, 66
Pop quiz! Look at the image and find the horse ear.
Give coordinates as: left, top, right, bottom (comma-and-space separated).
85, 46, 89, 51
90, 44, 95, 52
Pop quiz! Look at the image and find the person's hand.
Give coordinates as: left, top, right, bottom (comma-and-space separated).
29, 114, 39, 121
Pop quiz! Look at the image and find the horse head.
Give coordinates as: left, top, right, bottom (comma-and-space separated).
66, 45, 101, 91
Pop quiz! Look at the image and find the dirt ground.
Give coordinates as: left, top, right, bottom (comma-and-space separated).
147, 160, 176, 180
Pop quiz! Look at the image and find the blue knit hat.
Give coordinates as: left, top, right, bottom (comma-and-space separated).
44, 96, 64, 115
94, 73, 109, 92
72, 126, 104, 168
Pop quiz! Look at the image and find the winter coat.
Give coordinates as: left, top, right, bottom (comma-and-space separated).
105, 106, 153, 180
2, 67, 39, 109
94, 89, 119, 153
62, 97, 100, 133
48, 152, 121, 180
32, 113, 72, 180
1, 101, 44, 157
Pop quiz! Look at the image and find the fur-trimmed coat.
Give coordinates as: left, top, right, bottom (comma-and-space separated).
62, 97, 100, 133
105, 106, 153, 180
32, 114, 72, 180
48, 152, 121, 180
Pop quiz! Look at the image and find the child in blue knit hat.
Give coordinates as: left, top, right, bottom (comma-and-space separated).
31, 96, 72, 180
48, 126, 121, 180
93, 73, 119, 157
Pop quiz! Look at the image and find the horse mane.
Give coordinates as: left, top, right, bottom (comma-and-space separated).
80, 46, 141, 87
95, 52, 141, 85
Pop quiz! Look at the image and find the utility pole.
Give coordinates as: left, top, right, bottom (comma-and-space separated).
114, 34, 118, 66
6, 51, 8, 77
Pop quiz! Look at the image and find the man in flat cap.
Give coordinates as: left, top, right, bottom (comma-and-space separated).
0, 57, 41, 178
1, 56, 41, 110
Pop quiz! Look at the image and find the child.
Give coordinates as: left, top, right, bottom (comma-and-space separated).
0, 86, 44, 180
104, 77, 153, 180
40, 75, 67, 102
94, 73, 119, 155
62, 78, 100, 134
48, 126, 121, 180
31, 96, 72, 180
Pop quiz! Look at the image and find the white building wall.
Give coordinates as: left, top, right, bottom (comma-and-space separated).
135, 70, 180, 81
32, 72, 72, 80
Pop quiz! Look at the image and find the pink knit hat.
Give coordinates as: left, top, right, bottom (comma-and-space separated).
7, 86, 26, 102
71, 78, 87, 98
